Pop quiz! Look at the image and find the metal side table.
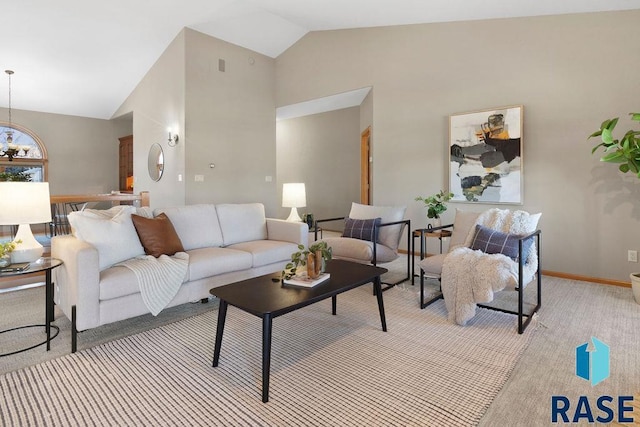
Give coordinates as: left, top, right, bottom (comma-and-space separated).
0, 257, 63, 357
412, 228, 452, 308
411, 228, 452, 285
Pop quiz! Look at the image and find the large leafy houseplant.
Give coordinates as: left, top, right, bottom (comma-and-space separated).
589, 113, 640, 177
415, 190, 454, 219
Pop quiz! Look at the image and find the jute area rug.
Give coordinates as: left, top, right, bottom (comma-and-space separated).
1, 286, 536, 426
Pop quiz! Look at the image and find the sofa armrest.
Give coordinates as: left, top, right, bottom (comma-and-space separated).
266, 218, 308, 247
51, 235, 101, 331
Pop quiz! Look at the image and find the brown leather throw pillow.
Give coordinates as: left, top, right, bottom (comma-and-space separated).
131, 213, 184, 257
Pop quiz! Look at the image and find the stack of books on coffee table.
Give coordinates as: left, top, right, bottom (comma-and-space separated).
283, 272, 330, 288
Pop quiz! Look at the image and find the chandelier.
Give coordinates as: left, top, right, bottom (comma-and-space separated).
1, 70, 30, 161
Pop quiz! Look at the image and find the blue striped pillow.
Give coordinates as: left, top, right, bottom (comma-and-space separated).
469, 224, 533, 261
342, 217, 381, 242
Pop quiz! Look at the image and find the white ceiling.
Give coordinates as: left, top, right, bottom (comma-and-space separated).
2, 0, 639, 120
276, 87, 371, 121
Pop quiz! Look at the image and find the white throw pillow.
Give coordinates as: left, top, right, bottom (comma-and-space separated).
70, 205, 130, 236
68, 206, 144, 270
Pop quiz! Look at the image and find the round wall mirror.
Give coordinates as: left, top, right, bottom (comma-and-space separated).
148, 143, 164, 182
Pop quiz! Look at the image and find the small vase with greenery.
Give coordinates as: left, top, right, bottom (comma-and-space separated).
589, 112, 640, 177
415, 190, 454, 228
282, 241, 332, 280
0, 240, 21, 267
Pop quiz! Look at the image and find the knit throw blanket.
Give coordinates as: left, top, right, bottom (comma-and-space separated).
441, 208, 539, 326
116, 252, 189, 316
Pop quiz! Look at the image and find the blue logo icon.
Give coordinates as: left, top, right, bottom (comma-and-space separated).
576, 337, 610, 386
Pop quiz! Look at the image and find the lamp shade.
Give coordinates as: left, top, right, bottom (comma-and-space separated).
282, 183, 306, 208
0, 182, 52, 225
0, 182, 52, 263
282, 182, 306, 222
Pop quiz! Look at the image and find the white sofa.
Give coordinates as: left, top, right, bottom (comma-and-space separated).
52, 203, 308, 352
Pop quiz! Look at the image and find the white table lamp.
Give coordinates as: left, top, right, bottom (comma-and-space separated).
0, 182, 52, 263
282, 183, 306, 222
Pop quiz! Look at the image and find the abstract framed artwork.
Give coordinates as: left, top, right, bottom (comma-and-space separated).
449, 105, 523, 204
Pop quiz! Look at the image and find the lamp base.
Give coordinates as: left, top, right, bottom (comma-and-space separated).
285, 207, 303, 222
10, 224, 44, 263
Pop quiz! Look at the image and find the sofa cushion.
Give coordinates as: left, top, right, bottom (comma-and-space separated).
342, 217, 381, 242
227, 240, 299, 268
322, 236, 398, 263
100, 266, 141, 300
216, 203, 267, 246
186, 247, 253, 281
131, 213, 184, 257
68, 206, 144, 271
449, 209, 482, 251
418, 253, 446, 278
418, 208, 480, 277
348, 203, 406, 251
155, 204, 223, 250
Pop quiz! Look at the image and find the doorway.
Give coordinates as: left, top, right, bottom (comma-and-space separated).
119, 135, 133, 192
360, 127, 371, 205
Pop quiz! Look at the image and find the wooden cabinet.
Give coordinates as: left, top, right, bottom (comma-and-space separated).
118, 135, 133, 191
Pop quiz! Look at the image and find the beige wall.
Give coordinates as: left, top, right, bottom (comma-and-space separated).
183, 29, 278, 214
276, 10, 640, 282
114, 31, 186, 209
277, 106, 361, 221
0, 107, 130, 195
114, 28, 278, 214
16, 10, 637, 282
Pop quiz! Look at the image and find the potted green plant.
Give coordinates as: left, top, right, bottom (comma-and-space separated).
588, 112, 640, 177
0, 240, 21, 267
282, 241, 332, 280
415, 190, 454, 228
0, 171, 32, 182
589, 112, 640, 304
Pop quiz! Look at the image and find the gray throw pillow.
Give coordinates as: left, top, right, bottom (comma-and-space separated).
469, 224, 533, 261
342, 217, 381, 242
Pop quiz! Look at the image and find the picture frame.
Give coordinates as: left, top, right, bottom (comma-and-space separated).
449, 105, 523, 204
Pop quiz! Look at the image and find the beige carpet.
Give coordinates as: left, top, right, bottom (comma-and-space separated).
0, 285, 536, 426
3, 255, 640, 425
479, 275, 640, 426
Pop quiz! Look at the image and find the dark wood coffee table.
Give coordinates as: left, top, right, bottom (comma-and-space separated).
210, 259, 388, 402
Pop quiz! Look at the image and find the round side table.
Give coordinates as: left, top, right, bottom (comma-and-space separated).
0, 257, 63, 357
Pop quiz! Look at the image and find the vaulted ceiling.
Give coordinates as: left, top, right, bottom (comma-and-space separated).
2, 0, 639, 119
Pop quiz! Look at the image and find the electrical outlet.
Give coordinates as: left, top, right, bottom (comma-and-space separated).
194, 175, 204, 182
628, 250, 638, 263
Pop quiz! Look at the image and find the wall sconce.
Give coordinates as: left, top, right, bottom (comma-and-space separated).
167, 128, 179, 147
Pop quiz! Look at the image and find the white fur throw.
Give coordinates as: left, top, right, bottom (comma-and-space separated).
441, 208, 540, 326
116, 252, 189, 316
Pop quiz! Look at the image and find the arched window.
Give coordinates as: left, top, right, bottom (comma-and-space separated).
0, 122, 48, 182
